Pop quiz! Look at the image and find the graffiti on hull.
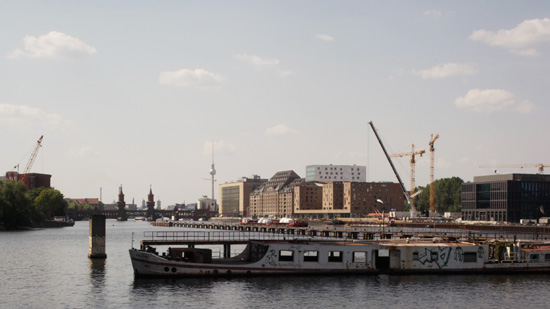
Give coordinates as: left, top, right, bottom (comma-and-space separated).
418, 247, 452, 269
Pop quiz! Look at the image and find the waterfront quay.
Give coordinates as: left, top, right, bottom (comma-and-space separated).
151, 220, 550, 241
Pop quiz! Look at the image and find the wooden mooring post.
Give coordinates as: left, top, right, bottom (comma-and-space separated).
89, 215, 107, 259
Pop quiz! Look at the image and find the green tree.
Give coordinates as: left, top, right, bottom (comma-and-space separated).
413, 177, 463, 214
33, 188, 68, 219
0, 180, 41, 229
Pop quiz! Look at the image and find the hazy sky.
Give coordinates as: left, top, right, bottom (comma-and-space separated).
1, 1, 549, 207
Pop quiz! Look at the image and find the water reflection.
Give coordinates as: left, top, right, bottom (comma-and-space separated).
89, 259, 106, 293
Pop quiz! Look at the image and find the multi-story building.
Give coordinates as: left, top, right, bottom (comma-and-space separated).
219, 175, 267, 217
294, 181, 405, 219
323, 182, 344, 210
5, 172, 51, 189
461, 173, 550, 223
249, 171, 301, 218
344, 182, 404, 215
306, 164, 366, 182
293, 181, 323, 211
198, 195, 218, 212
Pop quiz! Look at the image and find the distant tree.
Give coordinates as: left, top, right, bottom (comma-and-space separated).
413, 177, 463, 214
32, 188, 68, 219
67, 200, 92, 211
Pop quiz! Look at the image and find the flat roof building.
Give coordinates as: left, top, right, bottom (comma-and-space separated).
462, 173, 550, 223
294, 181, 405, 219
306, 164, 366, 182
219, 175, 267, 217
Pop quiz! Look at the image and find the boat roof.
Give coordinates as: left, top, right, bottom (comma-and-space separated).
522, 245, 550, 252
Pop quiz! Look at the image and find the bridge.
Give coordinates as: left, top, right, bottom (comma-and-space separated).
67, 208, 215, 221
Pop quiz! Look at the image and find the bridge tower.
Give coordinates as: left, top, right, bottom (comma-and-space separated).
146, 185, 156, 221
117, 186, 127, 221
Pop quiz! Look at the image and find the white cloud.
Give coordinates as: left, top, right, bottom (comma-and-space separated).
8, 31, 97, 59
279, 70, 294, 77
235, 54, 279, 67
203, 140, 237, 156
469, 18, 550, 55
510, 48, 540, 57
0, 103, 71, 128
265, 124, 298, 136
315, 34, 335, 42
514, 100, 535, 114
413, 63, 477, 79
235, 53, 293, 77
158, 68, 224, 89
68, 146, 101, 158
454, 89, 534, 114
424, 10, 442, 18
436, 158, 450, 168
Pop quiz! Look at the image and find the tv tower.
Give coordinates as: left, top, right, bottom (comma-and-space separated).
208, 142, 216, 211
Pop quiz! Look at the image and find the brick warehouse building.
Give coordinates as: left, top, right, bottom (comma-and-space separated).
249, 169, 406, 219
461, 174, 550, 223
295, 181, 405, 219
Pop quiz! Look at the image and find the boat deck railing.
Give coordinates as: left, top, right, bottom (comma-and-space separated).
142, 231, 308, 243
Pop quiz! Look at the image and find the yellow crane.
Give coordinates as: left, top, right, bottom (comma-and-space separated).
429, 134, 439, 212
480, 163, 549, 173
390, 144, 425, 198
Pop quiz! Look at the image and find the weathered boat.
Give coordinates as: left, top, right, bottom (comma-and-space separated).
129, 231, 550, 277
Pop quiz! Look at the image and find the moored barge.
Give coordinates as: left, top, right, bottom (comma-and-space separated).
130, 231, 550, 277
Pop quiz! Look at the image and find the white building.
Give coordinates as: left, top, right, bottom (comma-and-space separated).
198, 195, 217, 212
306, 164, 366, 182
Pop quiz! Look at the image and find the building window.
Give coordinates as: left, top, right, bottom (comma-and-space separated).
353, 252, 367, 263
304, 250, 319, 262
328, 251, 343, 262
463, 252, 477, 263
279, 250, 294, 262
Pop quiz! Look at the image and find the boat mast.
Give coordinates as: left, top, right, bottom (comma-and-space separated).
368, 121, 417, 217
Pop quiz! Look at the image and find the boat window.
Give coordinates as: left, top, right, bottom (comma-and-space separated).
328, 251, 343, 262
353, 251, 367, 263
412, 252, 419, 261
530, 254, 540, 262
304, 250, 319, 262
279, 250, 294, 262
431, 251, 439, 261
463, 252, 477, 263
545, 254, 550, 261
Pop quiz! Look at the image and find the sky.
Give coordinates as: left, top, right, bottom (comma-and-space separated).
1, 1, 549, 208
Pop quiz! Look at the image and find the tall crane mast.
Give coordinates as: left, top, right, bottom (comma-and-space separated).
480, 163, 548, 173
429, 134, 439, 212
19, 135, 44, 185
369, 121, 417, 218
390, 144, 425, 199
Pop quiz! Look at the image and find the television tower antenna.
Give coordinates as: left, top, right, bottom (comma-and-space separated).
208, 141, 217, 211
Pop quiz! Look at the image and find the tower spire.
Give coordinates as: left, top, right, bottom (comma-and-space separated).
209, 141, 216, 212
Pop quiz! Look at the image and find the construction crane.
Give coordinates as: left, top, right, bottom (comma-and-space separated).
18, 135, 44, 185
480, 163, 549, 173
390, 144, 425, 198
429, 134, 439, 212
368, 121, 417, 218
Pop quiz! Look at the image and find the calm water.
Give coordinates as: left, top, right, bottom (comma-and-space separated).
2, 220, 550, 308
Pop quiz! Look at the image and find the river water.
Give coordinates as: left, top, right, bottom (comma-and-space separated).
2, 220, 550, 308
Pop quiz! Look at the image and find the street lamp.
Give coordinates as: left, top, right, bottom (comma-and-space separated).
376, 199, 385, 237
